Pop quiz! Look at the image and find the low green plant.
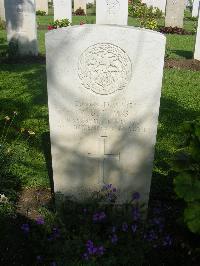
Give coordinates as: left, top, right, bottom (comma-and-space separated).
48, 19, 71, 30
129, 1, 163, 19
36, 10, 46, 16
173, 119, 200, 234
141, 17, 158, 30
128, 0, 162, 30
0, 18, 6, 30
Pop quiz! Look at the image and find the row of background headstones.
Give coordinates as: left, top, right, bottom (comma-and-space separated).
1, 0, 200, 21
1, 0, 200, 60
0, 0, 93, 20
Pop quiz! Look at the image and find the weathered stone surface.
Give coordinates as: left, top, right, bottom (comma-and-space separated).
192, 0, 200, 17
165, 0, 185, 28
0, 0, 5, 20
141, 0, 166, 13
74, 0, 86, 14
96, 0, 128, 25
54, 0, 72, 22
194, 11, 200, 60
46, 25, 166, 204
35, 0, 48, 14
5, 0, 38, 56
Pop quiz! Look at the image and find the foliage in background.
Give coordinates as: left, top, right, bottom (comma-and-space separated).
128, 0, 162, 30
48, 19, 71, 30
74, 7, 86, 16
159, 26, 194, 35
173, 119, 200, 234
140, 17, 158, 30
0, 18, 6, 30
87, 2, 96, 16
36, 10, 47, 16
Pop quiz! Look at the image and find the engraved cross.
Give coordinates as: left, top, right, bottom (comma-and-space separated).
88, 136, 120, 185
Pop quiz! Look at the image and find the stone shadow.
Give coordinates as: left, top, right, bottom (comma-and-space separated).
170, 49, 193, 59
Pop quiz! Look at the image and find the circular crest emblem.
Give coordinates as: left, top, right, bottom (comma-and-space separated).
78, 43, 132, 95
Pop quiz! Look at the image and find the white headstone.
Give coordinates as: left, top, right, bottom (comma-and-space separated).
192, 0, 200, 17
74, 0, 86, 14
46, 25, 166, 204
96, 0, 128, 25
4, 0, 38, 56
194, 11, 200, 60
35, 0, 48, 14
165, 0, 185, 28
141, 0, 166, 13
0, 0, 5, 20
54, 0, 72, 22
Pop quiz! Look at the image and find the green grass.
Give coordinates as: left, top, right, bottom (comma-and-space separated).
154, 69, 200, 176
0, 64, 49, 189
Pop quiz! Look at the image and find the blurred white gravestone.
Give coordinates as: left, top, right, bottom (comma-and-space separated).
5, 0, 38, 56
74, 0, 86, 14
165, 0, 185, 28
96, 0, 128, 25
46, 25, 166, 204
141, 0, 166, 13
194, 11, 200, 60
0, 0, 5, 20
54, 0, 72, 22
192, 0, 200, 17
35, 0, 48, 14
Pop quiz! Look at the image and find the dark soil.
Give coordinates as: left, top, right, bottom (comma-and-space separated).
17, 187, 53, 220
165, 59, 200, 71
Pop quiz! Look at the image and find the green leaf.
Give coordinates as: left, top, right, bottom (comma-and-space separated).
184, 203, 200, 234
174, 173, 200, 202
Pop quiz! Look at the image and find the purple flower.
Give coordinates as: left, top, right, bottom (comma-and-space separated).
163, 235, 172, 247
112, 187, 117, 192
93, 211, 106, 222
83, 208, 87, 214
103, 184, 112, 190
85, 240, 104, 256
144, 230, 158, 241
36, 217, 45, 225
21, 223, 30, 233
131, 224, 137, 233
122, 222, 128, 232
110, 234, 118, 244
50, 262, 56, 266
86, 240, 93, 248
132, 192, 140, 201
